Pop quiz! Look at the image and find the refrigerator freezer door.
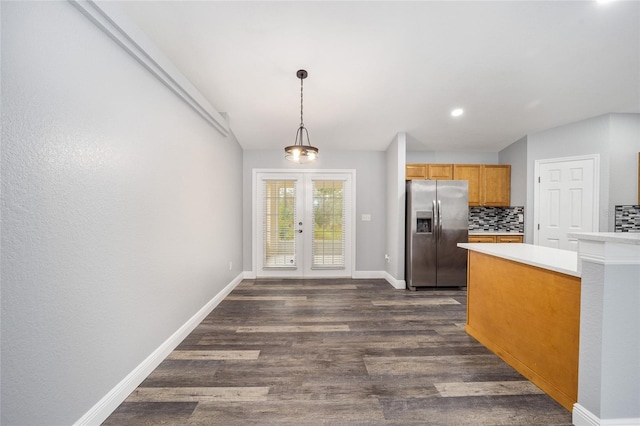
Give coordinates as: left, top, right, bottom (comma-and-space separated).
436, 180, 469, 286
406, 181, 437, 288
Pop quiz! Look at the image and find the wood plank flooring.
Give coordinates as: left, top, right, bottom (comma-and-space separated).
103, 279, 573, 425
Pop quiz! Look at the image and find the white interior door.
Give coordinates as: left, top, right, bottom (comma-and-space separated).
535, 155, 599, 251
255, 171, 353, 278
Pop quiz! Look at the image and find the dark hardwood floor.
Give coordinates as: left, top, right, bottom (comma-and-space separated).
103, 279, 572, 425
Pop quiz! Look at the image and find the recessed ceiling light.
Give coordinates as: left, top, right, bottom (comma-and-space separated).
451, 108, 464, 117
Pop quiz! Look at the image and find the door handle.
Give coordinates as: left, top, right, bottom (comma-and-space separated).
437, 200, 442, 237
432, 200, 437, 236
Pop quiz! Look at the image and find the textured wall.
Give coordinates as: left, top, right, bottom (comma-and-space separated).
1, 2, 243, 424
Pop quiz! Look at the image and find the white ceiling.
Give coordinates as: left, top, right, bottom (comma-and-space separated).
119, 1, 640, 152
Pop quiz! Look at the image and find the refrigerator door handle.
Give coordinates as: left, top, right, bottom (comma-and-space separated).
437, 199, 442, 237
432, 200, 437, 237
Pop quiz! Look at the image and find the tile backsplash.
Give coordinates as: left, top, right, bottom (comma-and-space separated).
469, 206, 524, 232
614, 205, 640, 232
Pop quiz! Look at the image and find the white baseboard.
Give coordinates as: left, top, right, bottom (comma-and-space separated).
244, 270, 403, 289
352, 270, 386, 279
383, 271, 406, 289
573, 404, 601, 426
573, 403, 640, 426
351, 270, 406, 289
74, 273, 244, 426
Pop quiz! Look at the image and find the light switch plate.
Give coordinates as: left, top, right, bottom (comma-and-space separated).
361, 214, 372, 222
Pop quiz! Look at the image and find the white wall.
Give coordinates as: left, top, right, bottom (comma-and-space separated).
499, 136, 527, 207
385, 133, 406, 286
406, 151, 498, 164
242, 149, 386, 275
609, 113, 640, 210
1, 2, 243, 424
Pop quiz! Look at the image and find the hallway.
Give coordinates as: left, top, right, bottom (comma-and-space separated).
104, 279, 572, 425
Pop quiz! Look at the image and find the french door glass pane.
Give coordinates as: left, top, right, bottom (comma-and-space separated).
263, 180, 296, 267
312, 180, 345, 268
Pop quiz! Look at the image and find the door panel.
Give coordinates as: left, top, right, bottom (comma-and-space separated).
537, 157, 597, 251
453, 165, 481, 206
257, 174, 303, 276
310, 179, 345, 270
482, 165, 511, 206
436, 180, 469, 287
406, 180, 438, 288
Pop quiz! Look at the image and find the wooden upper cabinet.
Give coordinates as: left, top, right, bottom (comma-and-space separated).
407, 163, 511, 207
406, 164, 427, 180
426, 164, 453, 180
482, 165, 511, 206
406, 163, 453, 180
453, 165, 482, 206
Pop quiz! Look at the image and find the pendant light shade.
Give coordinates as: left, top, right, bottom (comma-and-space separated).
284, 69, 319, 163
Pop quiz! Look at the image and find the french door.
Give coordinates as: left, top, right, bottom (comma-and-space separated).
255, 171, 354, 278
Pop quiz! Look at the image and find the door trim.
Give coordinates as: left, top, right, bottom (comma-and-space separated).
533, 154, 600, 246
252, 169, 357, 278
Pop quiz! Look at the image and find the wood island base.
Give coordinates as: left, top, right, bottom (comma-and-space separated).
465, 250, 580, 411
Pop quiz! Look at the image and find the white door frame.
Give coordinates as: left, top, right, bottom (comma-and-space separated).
533, 154, 600, 247
252, 168, 356, 278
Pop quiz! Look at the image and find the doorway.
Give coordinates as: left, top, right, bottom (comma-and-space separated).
253, 170, 355, 278
534, 155, 599, 251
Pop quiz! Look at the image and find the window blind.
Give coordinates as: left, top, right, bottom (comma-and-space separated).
263, 180, 296, 267
311, 180, 345, 269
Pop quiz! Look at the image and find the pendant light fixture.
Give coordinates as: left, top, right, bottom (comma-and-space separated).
284, 69, 319, 163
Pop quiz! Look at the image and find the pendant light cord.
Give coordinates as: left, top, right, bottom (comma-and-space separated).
300, 76, 304, 128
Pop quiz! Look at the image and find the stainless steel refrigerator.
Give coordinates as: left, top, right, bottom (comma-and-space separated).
405, 180, 469, 289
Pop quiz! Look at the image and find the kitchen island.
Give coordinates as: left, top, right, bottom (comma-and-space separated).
457, 242, 580, 412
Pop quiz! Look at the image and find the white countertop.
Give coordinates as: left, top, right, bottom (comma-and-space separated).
458, 242, 580, 277
567, 232, 640, 245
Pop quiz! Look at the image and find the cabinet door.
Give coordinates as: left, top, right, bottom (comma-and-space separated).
406, 164, 427, 180
496, 235, 523, 243
427, 164, 453, 180
453, 165, 482, 206
482, 165, 511, 206
468, 235, 496, 243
